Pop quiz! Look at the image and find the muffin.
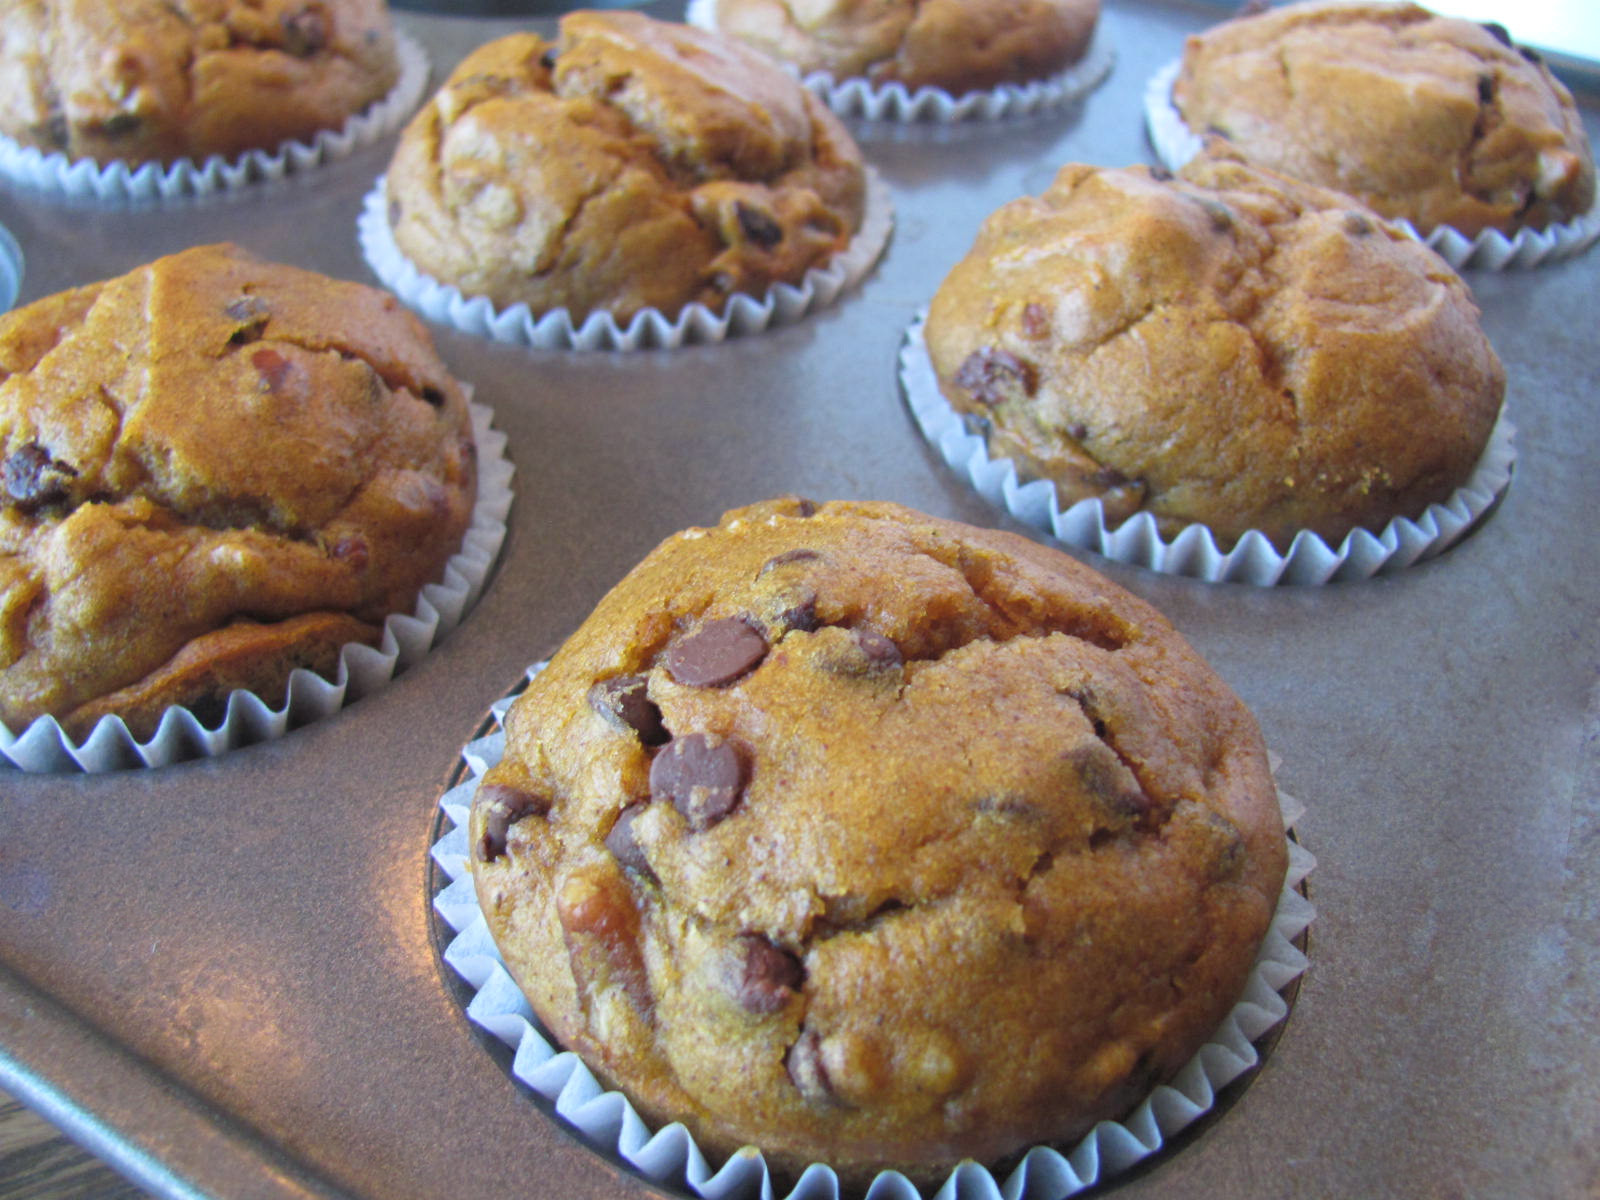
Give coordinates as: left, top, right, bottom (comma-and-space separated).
922, 152, 1506, 548
0, 243, 477, 740
1171, 0, 1595, 238
384, 11, 868, 326
704, 0, 1101, 95
0, 0, 401, 167
469, 496, 1287, 1185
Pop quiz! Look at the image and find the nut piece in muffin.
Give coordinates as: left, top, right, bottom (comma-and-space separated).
0, 243, 477, 740
1172, 0, 1596, 237
385, 11, 867, 324
0, 0, 400, 166
923, 152, 1506, 548
470, 496, 1287, 1186
707, 0, 1101, 95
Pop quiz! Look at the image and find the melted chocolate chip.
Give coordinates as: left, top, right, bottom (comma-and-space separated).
281, 8, 328, 57
474, 782, 551, 862
649, 734, 748, 830
733, 935, 803, 1013
252, 347, 293, 392
604, 804, 653, 875
735, 201, 783, 248
588, 675, 668, 745
786, 1029, 834, 1104
663, 617, 768, 687
953, 347, 1036, 407
2, 442, 77, 511
1482, 21, 1513, 46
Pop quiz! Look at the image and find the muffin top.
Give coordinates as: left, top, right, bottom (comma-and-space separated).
1172, 0, 1595, 236
470, 496, 1286, 1185
0, 243, 476, 737
707, 0, 1101, 94
386, 11, 867, 324
0, 0, 400, 166
923, 152, 1506, 547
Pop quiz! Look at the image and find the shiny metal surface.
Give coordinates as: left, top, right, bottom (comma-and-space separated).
0, 2, 1596, 1197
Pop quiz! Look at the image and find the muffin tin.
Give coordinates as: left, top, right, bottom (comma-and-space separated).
2, 2, 1597, 1198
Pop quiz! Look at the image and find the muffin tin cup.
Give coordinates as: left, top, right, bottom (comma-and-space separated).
1142, 59, 1600, 270
899, 313, 1518, 586
431, 676, 1315, 1200
685, 0, 1113, 123
0, 398, 513, 773
0, 31, 430, 204
358, 167, 894, 351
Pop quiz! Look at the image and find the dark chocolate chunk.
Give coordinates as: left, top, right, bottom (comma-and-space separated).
281, 8, 328, 57
251, 346, 293, 392
604, 803, 653, 876
3, 442, 77, 511
732, 934, 803, 1013
663, 617, 768, 687
735, 201, 784, 248
953, 347, 1036, 407
649, 734, 748, 830
786, 1028, 834, 1104
474, 782, 552, 862
588, 675, 668, 745
1482, 21, 1513, 46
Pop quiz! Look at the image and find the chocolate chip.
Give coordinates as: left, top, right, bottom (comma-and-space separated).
735, 201, 783, 248
604, 804, 653, 875
732, 935, 803, 1013
100, 112, 140, 137
281, 8, 328, 57
251, 346, 293, 392
539, 48, 557, 70
419, 385, 447, 408
776, 594, 820, 634
855, 629, 901, 669
1021, 302, 1050, 339
2, 443, 77, 512
1149, 164, 1174, 182
1343, 212, 1374, 236
588, 675, 668, 745
953, 347, 1036, 407
1066, 422, 1088, 440
330, 536, 368, 571
757, 548, 822, 576
786, 1029, 834, 1103
649, 733, 748, 830
663, 617, 768, 688
225, 295, 269, 344
1482, 21, 1513, 46
474, 781, 551, 862
1520, 45, 1543, 66
1477, 73, 1495, 104
794, 498, 817, 517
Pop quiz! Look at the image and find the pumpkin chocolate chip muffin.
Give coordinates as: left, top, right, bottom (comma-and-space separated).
704, 0, 1101, 95
923, 152, 1506, 548
0, 0, 401, 166
1171, 0, 1595, 238
384, 10, 867, 325
469, 496, 1287, 1185
0, 242, 477, 740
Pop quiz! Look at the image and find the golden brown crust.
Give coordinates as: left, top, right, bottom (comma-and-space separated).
470, 496, 1286, 1185
385, 12, 867, 323
0, 0, 400, 166
711, 0, 1100, 94
0, 242, 476, 735
1172, 0, 1596, 236
923, 153, 1506, 547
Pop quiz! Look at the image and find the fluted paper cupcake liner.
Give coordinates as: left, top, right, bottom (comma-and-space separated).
685, 0, 1112, 123
900, 313, 1516, 586
431, 671, 1315, 1200
1143, 59, 1600, 270
358, 168, 893, 351
0, 32, 429, 203
0, 399, 512, 773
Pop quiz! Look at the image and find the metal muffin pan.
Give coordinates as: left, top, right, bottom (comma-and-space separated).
2, 2, 1597, 1197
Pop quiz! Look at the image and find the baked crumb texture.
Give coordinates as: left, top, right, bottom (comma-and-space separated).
1173, 0, 1596, 237
0, 243, 477, 739
471, 497, 1287, 1186
924, 154, 1506, 548
385, 12, 867, 324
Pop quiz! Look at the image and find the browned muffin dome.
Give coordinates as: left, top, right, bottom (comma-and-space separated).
924, 153, 1505, 548
0, 243, 477, 739
1172, 0, 1595, 237
0, 0, 400, 165
706, 0, 1100, 94
469, 496, 1286, 1186
384, 11, 867, 324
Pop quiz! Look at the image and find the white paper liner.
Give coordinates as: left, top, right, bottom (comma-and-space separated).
685, 0, 1112, 123
900, 313, 1517, 586
0, 32, 430, 203
1142, 58, 1600, 270
359, 167, 894, 352
431, 672, 1315, 1200
0, 399, 512, 773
